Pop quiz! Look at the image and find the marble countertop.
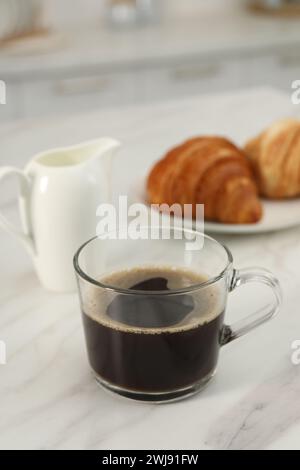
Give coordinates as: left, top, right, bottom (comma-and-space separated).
1, 0, 300, 79
1, 87, 300, 450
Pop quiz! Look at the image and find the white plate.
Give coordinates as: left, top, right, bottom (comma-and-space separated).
129, 177, 300, 234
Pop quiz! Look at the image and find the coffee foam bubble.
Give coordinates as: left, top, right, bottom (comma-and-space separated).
82, 265, 224, 334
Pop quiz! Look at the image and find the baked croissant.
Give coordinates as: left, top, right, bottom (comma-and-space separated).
147, 136, 262, 224
245, 119, 300, 198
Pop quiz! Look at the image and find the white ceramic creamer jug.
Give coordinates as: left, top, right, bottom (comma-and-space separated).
0, 138, 120, 292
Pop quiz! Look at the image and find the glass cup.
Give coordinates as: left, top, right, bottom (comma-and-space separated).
74, 226, 282, 403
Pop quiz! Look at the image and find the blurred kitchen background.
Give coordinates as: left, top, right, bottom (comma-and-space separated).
0, 0, 300, 123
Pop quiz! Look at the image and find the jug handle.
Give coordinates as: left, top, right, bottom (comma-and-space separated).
0, 167, 35, 255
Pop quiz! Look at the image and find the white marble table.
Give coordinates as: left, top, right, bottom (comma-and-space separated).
0, 87, 300, 450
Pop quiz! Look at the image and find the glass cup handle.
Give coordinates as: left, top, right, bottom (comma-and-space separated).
221, 268, 282, 345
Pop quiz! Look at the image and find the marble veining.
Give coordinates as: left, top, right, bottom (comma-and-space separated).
206, 365, 300, 450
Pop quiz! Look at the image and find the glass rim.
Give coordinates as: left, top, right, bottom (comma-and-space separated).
73, 228, 234, 295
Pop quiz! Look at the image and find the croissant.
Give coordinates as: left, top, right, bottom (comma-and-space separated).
147, 136, 262, 224
244, 119, 300, 198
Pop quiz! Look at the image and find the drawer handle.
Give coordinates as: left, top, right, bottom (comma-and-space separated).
55, 76, 111, 95
170, 63, 221, 82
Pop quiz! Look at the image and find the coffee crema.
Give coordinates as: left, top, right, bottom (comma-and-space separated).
81, 266, 225, 393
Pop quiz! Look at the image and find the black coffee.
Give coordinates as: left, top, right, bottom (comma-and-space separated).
82, 266, 224, 393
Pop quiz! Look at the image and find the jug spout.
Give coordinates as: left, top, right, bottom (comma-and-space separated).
89, 138, 121, 160
90, 137, 121, 185
87, 137, 120, 174
86, 137, 121, 204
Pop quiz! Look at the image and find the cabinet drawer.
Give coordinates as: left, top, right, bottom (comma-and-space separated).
249, 53, 300, 90
140, 59, 240, 102
22, 71, 140, 118
275, 52, 300, 90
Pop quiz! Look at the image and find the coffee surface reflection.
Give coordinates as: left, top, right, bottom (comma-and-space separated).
107, 276, 195, 328
82, 266, 224, 393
